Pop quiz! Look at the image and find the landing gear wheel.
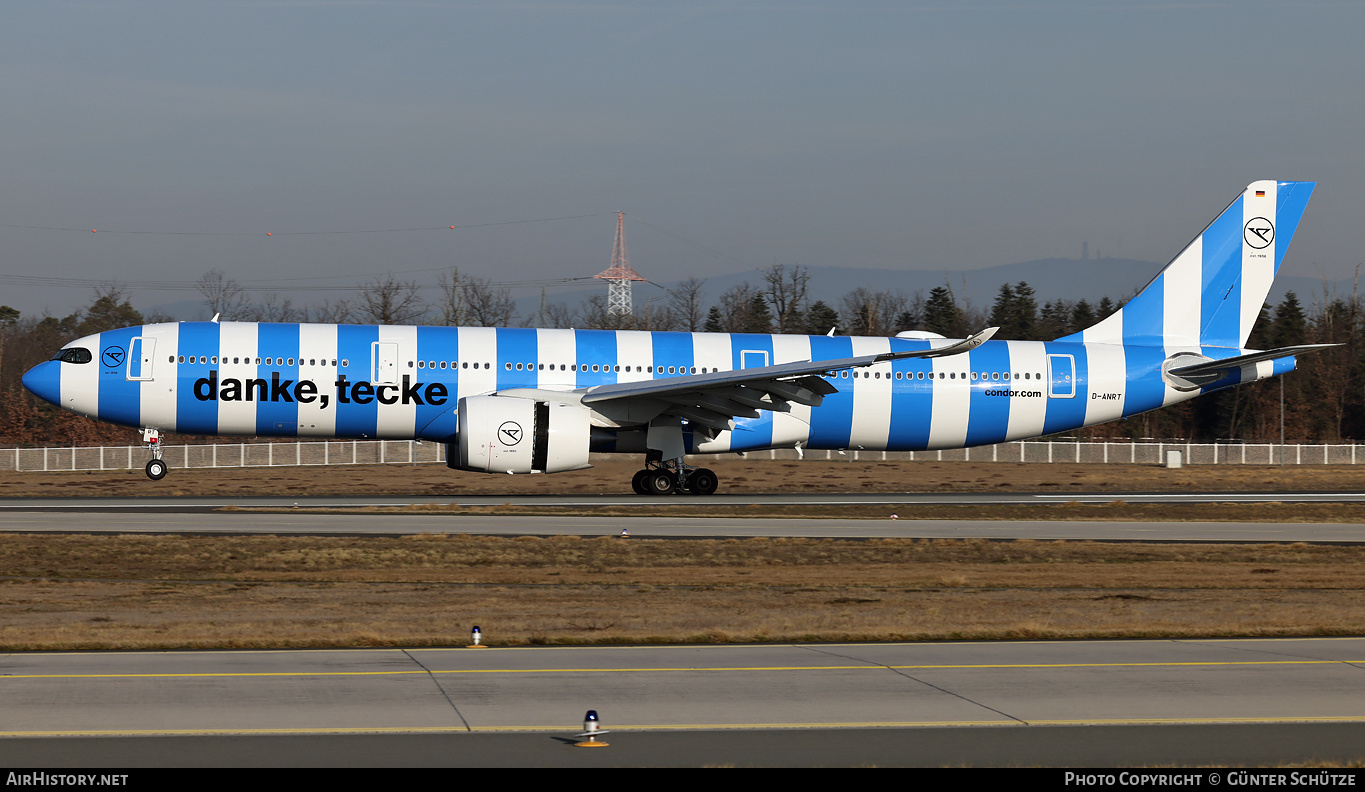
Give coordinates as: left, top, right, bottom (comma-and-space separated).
145, 458, 168, 481
645, 471, 677, 496
631, 469, 651, 495
687, 468, 718, 496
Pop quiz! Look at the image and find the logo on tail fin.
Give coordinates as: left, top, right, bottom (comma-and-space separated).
1244, 217, 1274, 249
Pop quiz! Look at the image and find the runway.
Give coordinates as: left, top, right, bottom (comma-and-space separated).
0, 510, 1362, 542
5, 490, 1365, 512
3, 638, 1365, 766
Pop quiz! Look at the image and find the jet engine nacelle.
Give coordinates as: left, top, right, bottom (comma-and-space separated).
450, 395, 593, 474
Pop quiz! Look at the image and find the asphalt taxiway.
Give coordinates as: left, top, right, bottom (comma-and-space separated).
0, 509, 1362, 542
3, 638, 1364, 766
6, 490, 1365, 512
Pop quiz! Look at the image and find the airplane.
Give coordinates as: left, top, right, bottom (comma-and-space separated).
22, 180, 1330, 495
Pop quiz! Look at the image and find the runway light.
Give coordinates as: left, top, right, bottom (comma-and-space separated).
574, 710, 610, 747
467, 625, 487, 648
266, 232, 272, 236
91, 229, 97, 233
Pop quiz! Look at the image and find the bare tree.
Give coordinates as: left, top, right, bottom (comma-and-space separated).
196, 269, 251, 321
309, 298, 354, 324
667, 276, 707, 332
761, 263, 810, 334
714, 282, 762, 333
633, 299, 677, 331
462, 276, 515, 327
0, 305, 18, 394
541, 301, 579, 329
359, 275, 426, 325
436, 268, 468, 326
840, 288, 907, 336
254, 293, 304, 323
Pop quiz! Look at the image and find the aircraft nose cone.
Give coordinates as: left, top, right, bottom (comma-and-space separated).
21, 361, 61, 405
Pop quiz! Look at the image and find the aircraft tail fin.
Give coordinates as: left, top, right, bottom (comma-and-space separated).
1059, 180, 1315, 348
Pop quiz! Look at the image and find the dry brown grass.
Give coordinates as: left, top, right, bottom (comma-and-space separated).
4, 458, 1365, 499
348, 499, 1365, 522
4, 534, 1365, 651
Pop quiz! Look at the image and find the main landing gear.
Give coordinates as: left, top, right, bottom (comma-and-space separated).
631, 459, 719, 496
141, 428, 167, 481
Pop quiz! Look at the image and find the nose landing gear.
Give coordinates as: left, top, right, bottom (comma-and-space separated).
141, 428, 167, 481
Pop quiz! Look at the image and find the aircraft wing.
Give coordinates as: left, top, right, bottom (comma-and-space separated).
577, 327, 996, 432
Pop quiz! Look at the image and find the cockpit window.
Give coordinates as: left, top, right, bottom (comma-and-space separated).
51, 347, 93, 364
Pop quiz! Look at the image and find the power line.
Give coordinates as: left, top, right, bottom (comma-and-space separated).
0, 272, 598, 293
626, 214, 752, 270
0, 212, 611, 237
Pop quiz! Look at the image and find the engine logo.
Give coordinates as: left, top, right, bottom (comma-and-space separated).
498, 421, 523, 446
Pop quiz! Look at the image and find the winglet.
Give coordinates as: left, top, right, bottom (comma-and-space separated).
876, 327, 998, 363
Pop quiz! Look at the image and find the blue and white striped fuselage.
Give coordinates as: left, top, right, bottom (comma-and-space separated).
43, 322, 1290, 453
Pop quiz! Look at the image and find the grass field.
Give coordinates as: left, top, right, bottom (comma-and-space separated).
3, 533, 1364, 650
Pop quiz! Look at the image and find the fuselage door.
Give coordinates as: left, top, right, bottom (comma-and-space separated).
741, 350, 770, 369
372, 342, 400, 385
1046, 353, 1076, 398
127, 337, 155, 381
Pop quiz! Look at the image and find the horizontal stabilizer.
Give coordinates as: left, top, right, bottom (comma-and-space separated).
1167, 344, 1337, 379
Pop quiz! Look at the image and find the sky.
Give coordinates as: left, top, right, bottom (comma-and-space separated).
3, 1, 1363, 318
